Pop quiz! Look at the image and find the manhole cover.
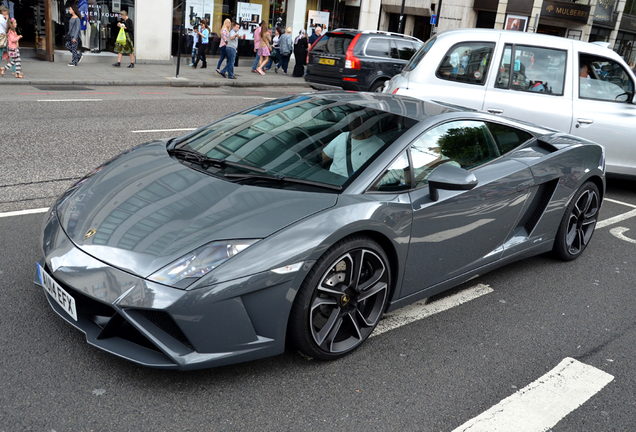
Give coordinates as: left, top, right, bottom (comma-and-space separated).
34, 85, 95, 91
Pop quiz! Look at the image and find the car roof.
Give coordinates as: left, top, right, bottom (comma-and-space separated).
308, 91, 463, 120
328, 29, 423, 43
435, 28, 622, 58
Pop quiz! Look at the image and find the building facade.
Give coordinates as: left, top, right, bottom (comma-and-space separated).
16, 0, 634, 65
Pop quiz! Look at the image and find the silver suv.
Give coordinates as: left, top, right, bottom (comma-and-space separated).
384, 28, 636, 177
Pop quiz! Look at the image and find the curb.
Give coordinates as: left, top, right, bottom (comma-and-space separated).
0, 79, 312, 88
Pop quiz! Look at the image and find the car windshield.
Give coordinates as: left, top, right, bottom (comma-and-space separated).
403, 36, 436, 72
173, 96, 418, 191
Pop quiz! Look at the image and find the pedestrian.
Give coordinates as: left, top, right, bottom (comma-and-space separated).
292, 29, 308, 77
193, 21, 210, 68
66, 4, 83, 67
276, 26, 293, 75
0, 5, 9, 70
251, 20, 265, 73
264, 26, 282, 71
219, 22, 240, 80
1, 17, 22, 77
112, 10, 134, 68
216, 18, 231, 75
189, 28, 198, 67
256, 24, 271, 75
308, 24, 322, 45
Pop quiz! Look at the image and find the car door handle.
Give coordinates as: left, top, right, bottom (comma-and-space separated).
576, 118, 594, 125
487, 108, 504, 115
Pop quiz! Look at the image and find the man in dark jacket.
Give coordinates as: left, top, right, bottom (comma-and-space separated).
308, 25, 322, 45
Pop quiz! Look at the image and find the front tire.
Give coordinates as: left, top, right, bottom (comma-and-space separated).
553, 181, 600, 261
288, 236, 390, 360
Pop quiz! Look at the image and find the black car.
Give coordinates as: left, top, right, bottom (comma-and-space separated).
305, 29, 423, 92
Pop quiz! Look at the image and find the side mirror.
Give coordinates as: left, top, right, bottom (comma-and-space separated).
428, 163, 478, 201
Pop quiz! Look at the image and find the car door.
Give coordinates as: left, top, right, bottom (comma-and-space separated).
482, 43, 573, 132
399, 120, 534, 297
572, 52, 636, 176
363, 37, 396, 89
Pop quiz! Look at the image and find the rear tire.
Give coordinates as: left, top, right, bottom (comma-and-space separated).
288, 236, 390, 360
553, 181, 600, 261
369, 80, 387, 93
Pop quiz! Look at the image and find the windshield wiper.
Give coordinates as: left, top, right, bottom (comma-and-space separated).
168, 148, 266, 173
224, 173, 342, 191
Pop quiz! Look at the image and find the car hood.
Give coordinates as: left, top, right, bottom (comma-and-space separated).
56, 142, 338, 278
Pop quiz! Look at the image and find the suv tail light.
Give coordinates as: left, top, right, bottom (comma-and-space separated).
345, 34, 362, 69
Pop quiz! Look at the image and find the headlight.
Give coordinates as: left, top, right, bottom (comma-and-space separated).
148, 240, 259, 288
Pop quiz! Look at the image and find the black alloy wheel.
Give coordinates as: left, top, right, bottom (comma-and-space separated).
289, 236, 390, 360
553, 181, 600, 261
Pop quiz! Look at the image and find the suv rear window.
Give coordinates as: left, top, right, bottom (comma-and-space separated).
311, 33, 355, 55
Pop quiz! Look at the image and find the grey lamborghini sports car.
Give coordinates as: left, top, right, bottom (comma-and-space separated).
35, 92, 605, 370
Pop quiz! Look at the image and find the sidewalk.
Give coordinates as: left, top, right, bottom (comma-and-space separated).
0, 52, 308, 88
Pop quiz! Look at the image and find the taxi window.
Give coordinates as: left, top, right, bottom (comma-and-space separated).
436, 42, 495, 85
579, 54, 634, 102
495, 44, 567, 96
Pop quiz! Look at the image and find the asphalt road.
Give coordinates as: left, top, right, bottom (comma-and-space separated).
1, 85, 636, 432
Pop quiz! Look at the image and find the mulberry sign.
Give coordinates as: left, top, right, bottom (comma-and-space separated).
541, 1, 590, 23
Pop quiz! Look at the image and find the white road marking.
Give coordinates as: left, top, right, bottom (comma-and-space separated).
372, 284, 493, 337
605, 198, 636, 209
262, 97, 277, 100
610, 227, 636, 244
37, 99, 103, 102
452, 357, 614, 432
597, 209, 636, 229
0, 207, 49, 219
131, 128, 197, 133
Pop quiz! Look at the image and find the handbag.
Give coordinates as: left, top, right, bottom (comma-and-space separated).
116, 27, 127, 45
0, 33, 7, 48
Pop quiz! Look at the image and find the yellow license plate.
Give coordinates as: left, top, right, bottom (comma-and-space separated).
319, 58, 336, 66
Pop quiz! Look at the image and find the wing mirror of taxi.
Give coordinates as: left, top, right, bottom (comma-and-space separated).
428, 163, 478, 201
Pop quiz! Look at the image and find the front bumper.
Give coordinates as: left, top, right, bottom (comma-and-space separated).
35, 209, 298, 370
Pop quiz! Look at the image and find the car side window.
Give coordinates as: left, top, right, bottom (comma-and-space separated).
411, 121, 501, 188
436, 42, 495, 85
495, 44, 567, 95
366, 38, 391, 58
579, 54, 634, 102
369, 151, 411, 192
392, 40, 418, 60
486, 122, 534, 154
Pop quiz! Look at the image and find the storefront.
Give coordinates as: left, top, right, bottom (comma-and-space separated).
536, 1, 589, 39
7, 0, 136, 61
616, 14, 636, 64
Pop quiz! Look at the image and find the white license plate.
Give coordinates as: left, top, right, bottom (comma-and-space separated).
37, 263, 77, 321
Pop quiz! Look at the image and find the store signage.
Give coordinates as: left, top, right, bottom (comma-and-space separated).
620, 14, 636, 32
307, 10, 330, 33
237, 2, 262, 41
186, 0, 215, 30
541, 1, 590, 23
594, 0, 616, 23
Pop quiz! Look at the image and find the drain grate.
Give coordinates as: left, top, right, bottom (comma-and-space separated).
34, 85, 95, 91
